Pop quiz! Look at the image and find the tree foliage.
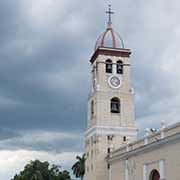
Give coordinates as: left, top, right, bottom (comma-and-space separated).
72, 154, 85, 180
11, 160, 71, 180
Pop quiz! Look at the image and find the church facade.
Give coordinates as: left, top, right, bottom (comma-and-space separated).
108, 122, 180, 180
84, 6, 180, 180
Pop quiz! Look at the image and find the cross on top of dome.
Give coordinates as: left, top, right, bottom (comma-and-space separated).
94, 5, 124, 51
106, 4, 114, 26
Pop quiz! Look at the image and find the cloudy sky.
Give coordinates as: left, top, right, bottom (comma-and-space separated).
0, 0, 180, 179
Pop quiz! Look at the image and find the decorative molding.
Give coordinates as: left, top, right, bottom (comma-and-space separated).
85, 126, 138, 138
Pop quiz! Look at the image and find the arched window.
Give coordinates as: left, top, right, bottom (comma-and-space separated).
91, 100, 94, 116
117, 60, 123, 74
106, 59, 112, 73
110, 97, 120, 113
149, 169, 160, 180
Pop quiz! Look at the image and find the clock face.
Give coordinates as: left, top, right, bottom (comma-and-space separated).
108, 76, 121, 88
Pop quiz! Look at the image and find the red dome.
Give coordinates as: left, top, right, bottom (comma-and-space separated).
95, 24, 124, 51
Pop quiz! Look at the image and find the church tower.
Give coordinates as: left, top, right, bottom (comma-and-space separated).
84, 5, 137, 180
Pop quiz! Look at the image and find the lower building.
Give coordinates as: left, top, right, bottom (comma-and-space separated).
107, 122, 180, 180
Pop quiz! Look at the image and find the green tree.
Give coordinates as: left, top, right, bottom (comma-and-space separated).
23, 160, 49, 180
72, 154, 85, 180
12, 159, 71, 180
58, 170, 71, 180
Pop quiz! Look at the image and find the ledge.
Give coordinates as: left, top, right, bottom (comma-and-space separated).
90, 47, 131, 64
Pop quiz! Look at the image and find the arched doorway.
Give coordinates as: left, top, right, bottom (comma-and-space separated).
149, 169, 160, 180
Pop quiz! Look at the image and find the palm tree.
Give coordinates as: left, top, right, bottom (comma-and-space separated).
72, 154, 85, 180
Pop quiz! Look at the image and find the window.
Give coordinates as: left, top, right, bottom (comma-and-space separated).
123, 136, 126, 142
117, 60, 123, 74
96, 148, 99, 155
107, 164, 110, 170
91, 100, 94, 117
107, 135, 113, 141
91, 149, 93, 157
91, 137, 93, 145
106, 59, 112, 73
111, 97, 120, 113
107, 148, 111, 153
87, 139, 89, 145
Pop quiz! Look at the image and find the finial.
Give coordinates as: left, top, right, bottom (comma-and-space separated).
106, 4, 114, 26
145, 128, 150, 136
161, 120, 166, 129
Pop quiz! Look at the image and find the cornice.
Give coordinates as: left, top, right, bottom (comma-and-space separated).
90, 47, 131, 64
85, 125, 138, 138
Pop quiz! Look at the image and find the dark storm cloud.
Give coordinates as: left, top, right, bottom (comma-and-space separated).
0, 0, 180, 153
0, 0, 91, 132
0, 0, 106, 154
0, 1, 180, 179
0, 129, 83, 152
0, 128, 21, 140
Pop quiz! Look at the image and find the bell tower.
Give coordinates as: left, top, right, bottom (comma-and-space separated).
84, 5, 137, 180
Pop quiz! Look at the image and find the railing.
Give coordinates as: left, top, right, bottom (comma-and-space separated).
110, 121, 180, 158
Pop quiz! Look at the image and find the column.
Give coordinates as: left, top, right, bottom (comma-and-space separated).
143, 164, 148, 180
159, 160, 165, 180
108, 164, 111, 180
112, 61, 116, 74
125, 160, 128, 180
